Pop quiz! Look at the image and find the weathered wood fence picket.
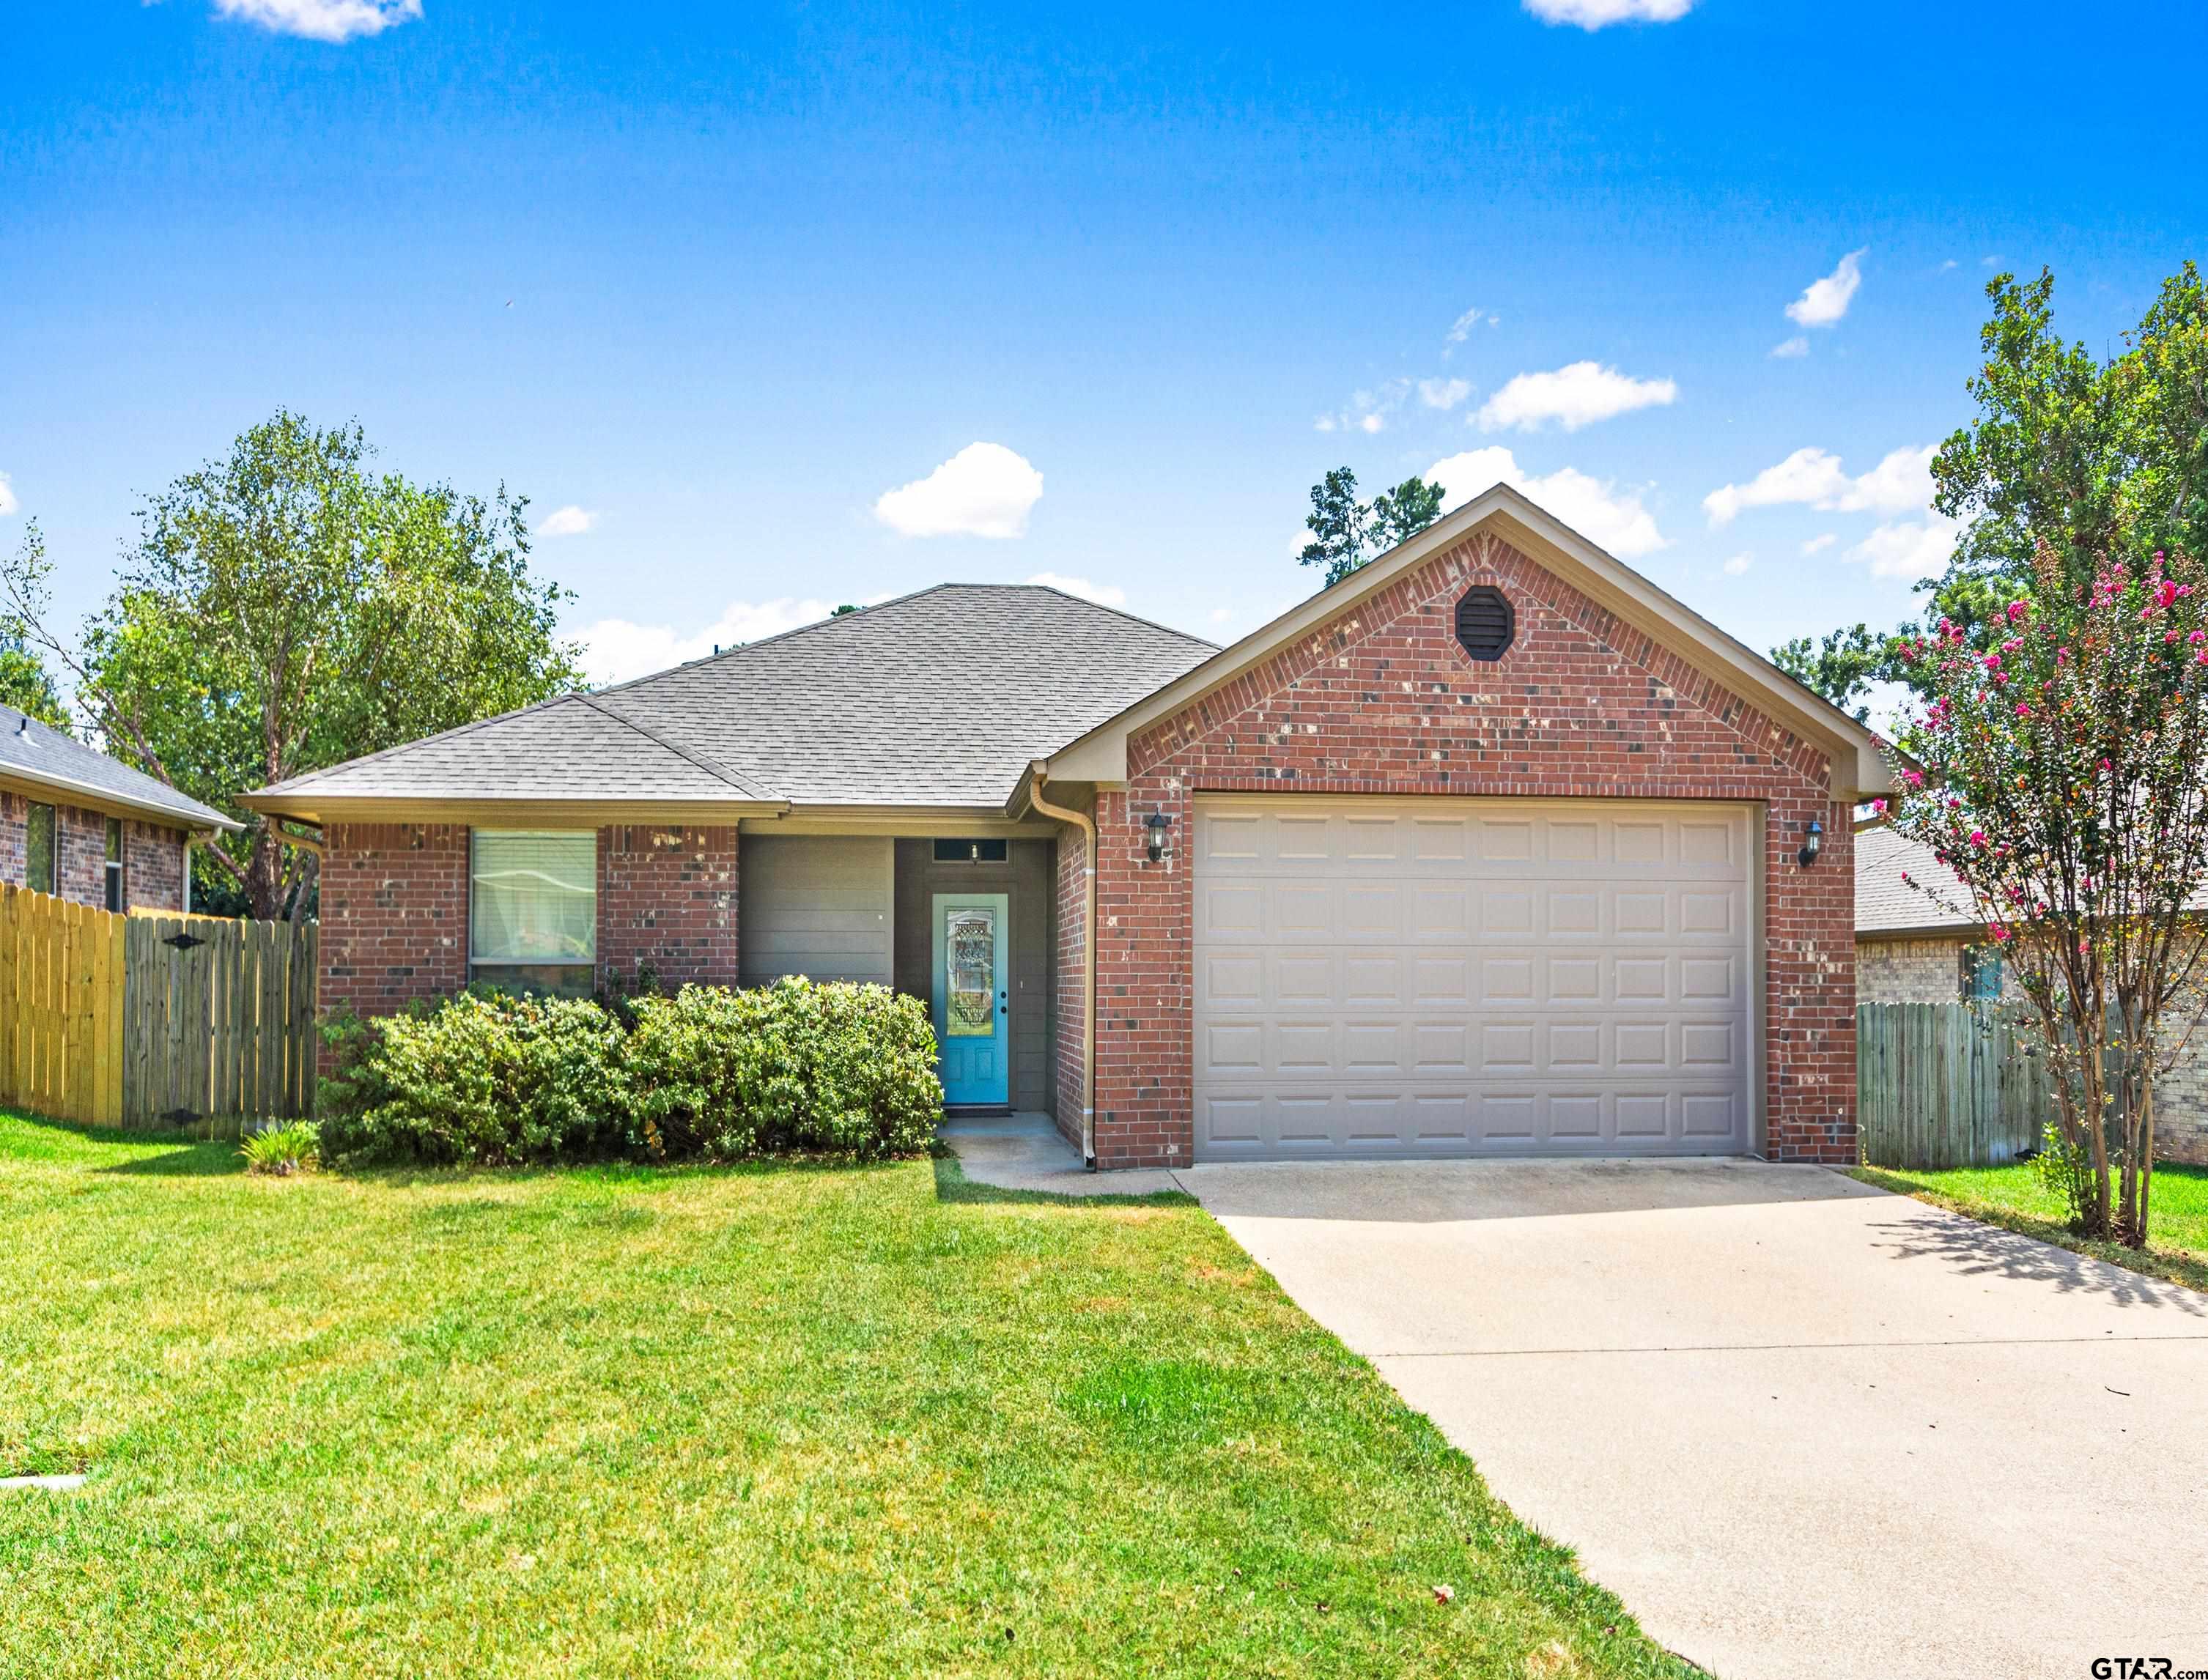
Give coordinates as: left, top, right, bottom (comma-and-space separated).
0, 884, 317, 1129
1856, 1001, 2058, 1169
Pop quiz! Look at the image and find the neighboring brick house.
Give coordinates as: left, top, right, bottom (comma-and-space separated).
244, 484, 1892, 1169
1, 706, 237, 914
1856, 821, 2208, 1166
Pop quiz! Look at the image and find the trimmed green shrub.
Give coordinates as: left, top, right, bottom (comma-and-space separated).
318, 988, 632, 1166
317, 978, 942, 1168
625, 979, 942, 1160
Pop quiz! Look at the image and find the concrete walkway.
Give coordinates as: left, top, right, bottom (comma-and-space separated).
1172, 1158, 2208, 1680
937, 1112, 1184, 1196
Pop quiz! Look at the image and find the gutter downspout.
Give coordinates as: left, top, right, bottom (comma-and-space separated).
1025, 763, 1098, 1171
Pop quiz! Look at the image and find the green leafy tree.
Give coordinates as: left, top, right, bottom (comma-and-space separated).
0, 572, 70, 731
0, 412, 585, 920
1935, 264, 2208, 594
1770, 624, 1891, 722
1884, 543, 2208, 1248
1298, 467, 1447, 586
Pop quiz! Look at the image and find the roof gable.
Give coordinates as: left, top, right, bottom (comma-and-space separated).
1035, 485, 1894, 799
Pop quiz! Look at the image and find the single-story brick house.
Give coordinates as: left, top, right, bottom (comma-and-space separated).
243, 486, 1891, 1169
1856, 820, 2208, 1166
1, 706, 238, 912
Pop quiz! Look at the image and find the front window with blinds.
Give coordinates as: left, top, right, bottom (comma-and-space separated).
470, 831, 597, 997
105, 818, 125, 912
25, 803, 56, 895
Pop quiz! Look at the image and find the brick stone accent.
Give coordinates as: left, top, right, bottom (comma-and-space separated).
1085, 529, 1859, 1169
320, 822, 470, 1025
1050, 826, 1088, 1155
0, 791, 187, 911
0, 791, 21, 887
1856, 935, 1971, 1006
597, 825, 739, 991
56, 804, 106, 903
124, 819, 187, 911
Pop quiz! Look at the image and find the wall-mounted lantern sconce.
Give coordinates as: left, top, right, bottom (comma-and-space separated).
1145, 811, 1173, 864
1798, 818, 1823, 868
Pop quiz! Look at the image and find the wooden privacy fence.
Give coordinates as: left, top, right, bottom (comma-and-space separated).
1857, 1002, 2060, 1169
0, 884, 317, 1129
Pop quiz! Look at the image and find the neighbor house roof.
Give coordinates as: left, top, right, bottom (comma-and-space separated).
243, 585, 1219, 822
1028, 483, 1897, 802
1856, 822, 1978, 937
0, 706, 241, 832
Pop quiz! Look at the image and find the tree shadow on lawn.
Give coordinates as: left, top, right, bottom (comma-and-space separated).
3, 1111, 250, 1177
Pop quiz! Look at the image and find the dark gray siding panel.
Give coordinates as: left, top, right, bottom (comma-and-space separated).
739, 835, 894, 985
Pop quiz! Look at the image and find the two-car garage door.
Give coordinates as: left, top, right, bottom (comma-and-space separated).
1191, 796, 1757, 1160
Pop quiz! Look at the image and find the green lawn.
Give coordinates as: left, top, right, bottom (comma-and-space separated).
1853, 1158, 2208, 1295
0, 1113, 1691, 1679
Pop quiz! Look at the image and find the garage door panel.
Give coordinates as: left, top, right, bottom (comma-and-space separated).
1274, 954, 1333, 1004
1192, 797, 1754, 1160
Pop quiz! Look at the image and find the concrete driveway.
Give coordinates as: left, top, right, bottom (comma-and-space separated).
1175, 1158, 2208, 1680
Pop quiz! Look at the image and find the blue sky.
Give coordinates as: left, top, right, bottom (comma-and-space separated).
5, 0, 2205, 687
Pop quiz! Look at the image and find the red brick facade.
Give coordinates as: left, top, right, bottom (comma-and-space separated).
320, 822, 471, 1024
598, 825, 739, 991
1081, 529, 1858, 1169
1050, 824, 1088, 1153
0, 790, 189, 912
318, 822, 741, 1027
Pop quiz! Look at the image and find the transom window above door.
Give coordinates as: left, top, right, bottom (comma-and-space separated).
933, 838, 1008, 863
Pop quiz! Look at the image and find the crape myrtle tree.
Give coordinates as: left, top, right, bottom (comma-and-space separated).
1882, 540, 2208, 1246
0, 413, 584, 921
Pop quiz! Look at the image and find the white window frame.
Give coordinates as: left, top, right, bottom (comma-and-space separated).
468, 829, 599, 997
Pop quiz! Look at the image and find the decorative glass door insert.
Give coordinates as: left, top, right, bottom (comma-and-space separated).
945, 908, 998, 1037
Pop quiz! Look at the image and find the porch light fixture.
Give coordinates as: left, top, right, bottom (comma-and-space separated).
1144, 811, 1173, 864
1798, 819, 1823, 868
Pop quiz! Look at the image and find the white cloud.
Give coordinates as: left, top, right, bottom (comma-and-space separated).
1425, 446, 1668, 559
211, 0, 422, 42
1801, 533, 1836, 555
1474, 361, 1678, 433
1419, 377, 1474, 411
1524, 0, 1693, 25
1702, 443, 1934, 526
0, 473, 16, 517
1446, 307, 1497, 345
1318, 380, 1408, 436
535, 505, 595, 538
873, 443, 1043, 539
1785, 248, 1867, 329
1846, 514, 1962, 582
1024, 571, 1126, 608
1769, 336, 1810, 360
1722, 552, 1752, 577
1208, 607, 1233, 623
578, 598, 837, 686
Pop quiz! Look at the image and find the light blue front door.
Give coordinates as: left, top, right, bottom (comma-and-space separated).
933, 892, 1009, 1106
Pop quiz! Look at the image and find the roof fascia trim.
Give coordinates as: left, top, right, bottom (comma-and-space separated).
0, 766, 242, 833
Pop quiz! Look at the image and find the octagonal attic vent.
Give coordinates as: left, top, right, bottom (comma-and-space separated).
1454, 586, 1515, 661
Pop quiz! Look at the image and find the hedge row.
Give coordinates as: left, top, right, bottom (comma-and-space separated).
317, 979, 943, 1166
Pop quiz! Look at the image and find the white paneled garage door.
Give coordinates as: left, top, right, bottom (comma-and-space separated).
1191, 796, 1757, 1160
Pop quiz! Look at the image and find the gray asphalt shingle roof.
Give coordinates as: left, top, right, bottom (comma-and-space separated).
0, 706, 238, 831
252, 585, 1219, 811
1856, 822, 1979, 934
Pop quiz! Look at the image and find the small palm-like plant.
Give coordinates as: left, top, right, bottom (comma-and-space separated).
240, 1122, 320, 1177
